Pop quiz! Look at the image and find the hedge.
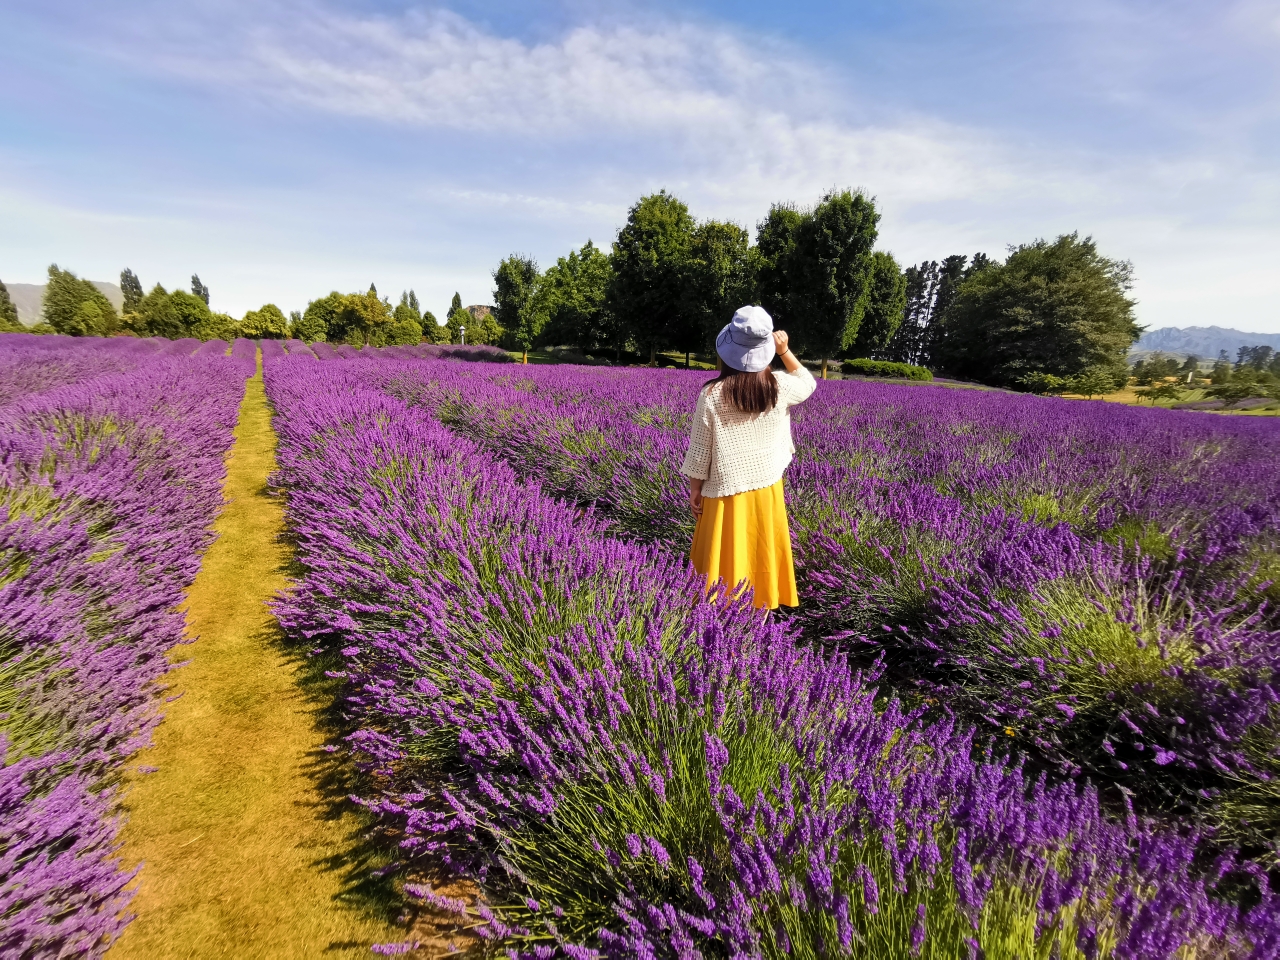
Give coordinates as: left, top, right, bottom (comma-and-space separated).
842, 358, 933, 381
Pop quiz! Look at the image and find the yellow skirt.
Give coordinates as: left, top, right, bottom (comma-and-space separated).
690, 480, 798, 610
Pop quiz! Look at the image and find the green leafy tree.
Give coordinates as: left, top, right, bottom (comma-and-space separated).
43, 264, 118, 336
1017, 372, 1067, 395
191, 274, 210, 305
1136, 381, 1185, 405
241, 303, 289, 339
846, 251, 907, 358
0, 280, 21, 332
1068, 365, 1123, 399
120, 268, 144, 315
296, 293, 342, 342
608, 191, 695, 364
755, 204, 804, 329
1210, 360, 1233, 385
935, 234, 1139, 388
169, 290, 212, 336
493, 255, 542, 362
535, 241, 616, 353
331, 287, 394, 347
761, 190, 880, 377
190, 312, 239, 342
795, 190, 880, 377
130, 285, 181, 339
1208, 367, 1275, 405
681, 220, 755, 365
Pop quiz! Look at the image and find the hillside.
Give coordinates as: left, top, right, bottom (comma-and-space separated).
1131, 325, 1280, 360
5, 281, 125, 326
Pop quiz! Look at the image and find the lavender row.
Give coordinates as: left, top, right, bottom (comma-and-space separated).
0, 333, 169, 408
362, 360, 1280, 846
265, 353, 1279, 958
0, 345, 252, 956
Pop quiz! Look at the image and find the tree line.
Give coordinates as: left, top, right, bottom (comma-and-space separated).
1, 190, 1144, 390
483, 193, 1140, 385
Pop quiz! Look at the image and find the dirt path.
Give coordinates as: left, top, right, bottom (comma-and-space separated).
111, 359, 418, 958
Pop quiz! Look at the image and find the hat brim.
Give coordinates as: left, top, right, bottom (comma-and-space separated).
716, 324, 776, 373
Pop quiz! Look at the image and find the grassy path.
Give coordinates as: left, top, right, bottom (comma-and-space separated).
111, 360, 416, 958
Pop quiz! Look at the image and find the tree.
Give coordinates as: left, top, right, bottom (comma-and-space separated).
772, 190, 880, 378
43, 264, 118, 336
846, 251, 907, 358
190, 311, 239, 342
1068, 365, 1123, 399
120, 269, 144, 315
1136, 381, 1184, 405
241, 303, 289, 339
756, 204, 803, 329
191, 274, 210, 305
608, 191, 695, 364
681, 221, 755, 366
0, 280, 21, 332
295, 293, 340, 342
935, 234, 1139, 389
1208, 367, 1276, 405
535, 241, 616, 354
325, 288, 392, 347
493, 255, 541, 362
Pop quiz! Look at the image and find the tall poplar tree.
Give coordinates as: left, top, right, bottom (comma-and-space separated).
120, 268, 144, 316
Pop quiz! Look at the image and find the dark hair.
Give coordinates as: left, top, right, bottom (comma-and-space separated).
707, 360, 778, 415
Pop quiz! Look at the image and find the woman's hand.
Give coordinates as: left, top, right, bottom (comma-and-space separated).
773, 330, 801, 372
689, 478, 704, 517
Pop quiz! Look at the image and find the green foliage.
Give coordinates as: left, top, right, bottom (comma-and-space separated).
0, 280, 22, 332
191, 273, 210, 305
846, 250, 907, 357
1067, 365, 1124, 399
43, 264, 118, 336
120, 268, 144, 315
190, 311, 240, 342
608, 191, 695, 363
535, 241, 615, 352
843, 358, 932, 381
936, 234, 1139, 388
789, 190, 880, 363
1016, 372, 1067, 395
296, 292, 341, 342
1210, 360, 1233, 384
493, 254, 542, 353
241, 303, 289, 340
682, 220, 755, 354
337, 288, 393, 347
1131, 353, 1181, 386
1135, 381, 1185, 405
445, 301, 503, 346
1207, 367, 1278, 405
757, 191, 880, 371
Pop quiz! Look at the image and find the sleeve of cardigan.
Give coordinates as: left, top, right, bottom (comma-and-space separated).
679, 387, 713, 480
779, 364, 817, 405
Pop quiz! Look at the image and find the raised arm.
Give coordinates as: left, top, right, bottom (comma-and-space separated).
773, 330, 816, 403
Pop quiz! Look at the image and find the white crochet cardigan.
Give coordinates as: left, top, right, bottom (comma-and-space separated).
679, 366, 817, 499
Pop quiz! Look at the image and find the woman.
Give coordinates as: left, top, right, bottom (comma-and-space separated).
680, 305, 816, 609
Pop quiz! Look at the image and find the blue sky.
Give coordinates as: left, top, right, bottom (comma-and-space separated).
2, 0, 1278, 332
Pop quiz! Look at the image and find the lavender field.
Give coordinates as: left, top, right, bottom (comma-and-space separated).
4, 333, 1280, 958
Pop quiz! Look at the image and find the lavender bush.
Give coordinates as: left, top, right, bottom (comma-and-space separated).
0, 342, 251, 955
366, 361, 1280, 849
266, 354, 1280, 957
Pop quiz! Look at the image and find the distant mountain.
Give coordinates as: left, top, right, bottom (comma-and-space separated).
4, 281, 125, 327
1131, 326, 1280, 360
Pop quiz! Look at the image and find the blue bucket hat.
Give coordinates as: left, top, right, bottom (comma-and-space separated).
716, 306, 776, 373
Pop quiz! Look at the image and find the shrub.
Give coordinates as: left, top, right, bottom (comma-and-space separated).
843, 358, 932, 381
